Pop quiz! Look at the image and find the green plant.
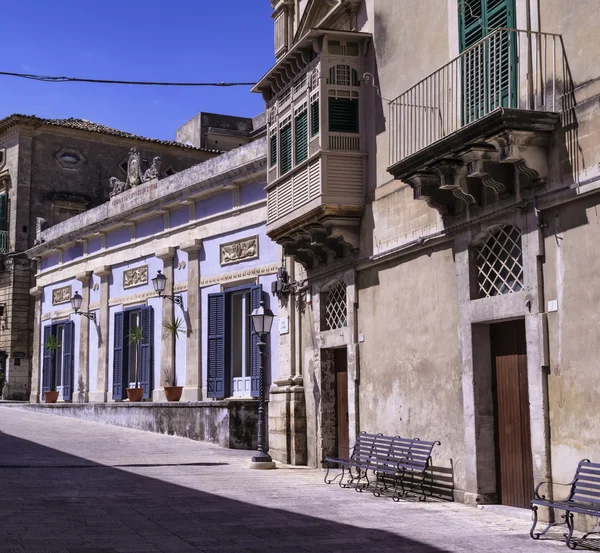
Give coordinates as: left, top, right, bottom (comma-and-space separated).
127, 326, 144, 389
44, 335, 61, 392
162, 317, 185, 386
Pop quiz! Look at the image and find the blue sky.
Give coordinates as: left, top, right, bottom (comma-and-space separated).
1, 0, 274, 140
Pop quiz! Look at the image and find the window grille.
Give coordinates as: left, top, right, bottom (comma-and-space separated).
293, 74, 307, 97
324, 281, 348, 330
475, 225, 523, 297
329, 65, 360, 87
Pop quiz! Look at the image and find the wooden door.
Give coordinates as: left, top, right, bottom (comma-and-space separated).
490, 320, 534, 508
334, 348, 349, 459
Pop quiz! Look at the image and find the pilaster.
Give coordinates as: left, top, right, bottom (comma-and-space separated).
154, 247, 176, 402
28, 287, 43, 403
75, 271, 92, 402
90, 266, 110, 403
180, 239, 202, 402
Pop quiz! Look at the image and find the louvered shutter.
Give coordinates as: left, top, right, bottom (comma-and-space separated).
112, 312, 124, 400
328, 98, 359, 133
311, 97, 320, 136
61, 321, 74, 401
269, 133, 277, 168
0, 194, 8, 253
249, 285, 264, 399
279, 123, 292, 175
295, 108, 308, 164
139, 306, 153, 400
42, 325, 52, 393
459, 0, 516, 123
207, 292, 226, 399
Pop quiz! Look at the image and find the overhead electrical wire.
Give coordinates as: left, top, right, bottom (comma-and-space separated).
0, 70, 257, 87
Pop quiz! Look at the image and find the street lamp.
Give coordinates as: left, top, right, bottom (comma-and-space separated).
152, 270, 183, 306
249, 299, 275, 468
70, 292, 96, 323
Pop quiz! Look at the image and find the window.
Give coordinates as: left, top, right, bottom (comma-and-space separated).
42, 321, 74, 401
475, 225, 523, 297
294, 104, 308, 165
279, 118, 292, 175
269, 130, 277, 168
207, 285, 264, 399
321, 281, 348, 331
328, 39, 360, 56
0, 194, 7, 254
113, 306, 153, 400
328, 65, 360, 134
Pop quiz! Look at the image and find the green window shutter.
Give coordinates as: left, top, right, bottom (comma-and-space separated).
0, 194, 7, 253
269, 134, 277, 168
295, 109, 308, 164
311, 98, 320, 136
280, 123, 292, 175
328, 97, 359, 133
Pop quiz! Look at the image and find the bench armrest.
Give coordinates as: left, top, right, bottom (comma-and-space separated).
534, 480, 574, 500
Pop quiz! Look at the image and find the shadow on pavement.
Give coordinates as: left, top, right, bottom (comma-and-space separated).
0, 430, 452, 553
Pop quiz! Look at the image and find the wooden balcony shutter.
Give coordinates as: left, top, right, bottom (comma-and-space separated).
459, 0, 516, 123
139, 306, 153, 400
311, 97, 320, 137
61, 321, 74, 400
249, 285, 263, 399
269, 133, 277, 167
207, 292, 226, 399
42, 325, 52, 393
280, 123, 292, 175
295, 108, 308, 164
112, 312, 124, 400
328, 98, 359, 133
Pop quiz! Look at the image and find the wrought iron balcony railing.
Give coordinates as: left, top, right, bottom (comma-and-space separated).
388, 28, 573, 167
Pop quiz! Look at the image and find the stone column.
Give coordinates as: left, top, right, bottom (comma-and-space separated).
28, 287, 43, 403
154, 247, 176, 402
75, 271, 92, 403
180, 239, 202, 402
90, 266, 110, 403
268, 255, 307, 465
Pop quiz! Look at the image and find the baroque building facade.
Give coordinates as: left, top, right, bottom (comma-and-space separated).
256, 0, 600, 516
0, 115, 218, 400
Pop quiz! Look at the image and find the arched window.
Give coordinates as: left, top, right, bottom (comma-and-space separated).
475, 225, 523, 297
322, 281, 348, 331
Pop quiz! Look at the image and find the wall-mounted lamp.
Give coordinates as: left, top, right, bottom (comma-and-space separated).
152, 270, 183, 306
271, 266, 308, 301
70, 292, 97, 323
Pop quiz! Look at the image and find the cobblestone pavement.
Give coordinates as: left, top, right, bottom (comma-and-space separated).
0, 407, 567, 553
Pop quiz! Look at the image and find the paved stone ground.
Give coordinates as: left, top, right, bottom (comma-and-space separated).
0, 407, 569, 553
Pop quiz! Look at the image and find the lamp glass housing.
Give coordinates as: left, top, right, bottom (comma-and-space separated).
152, 270, 167, 294
71, 292, 83, 312
250, 301, 274, 336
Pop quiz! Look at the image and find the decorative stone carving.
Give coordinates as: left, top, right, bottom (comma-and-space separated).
52, 285, 72, 305
123, 265, 148, 289
109, 149, 163, 199
220, 235, 259, 266
34, 217, 47, 246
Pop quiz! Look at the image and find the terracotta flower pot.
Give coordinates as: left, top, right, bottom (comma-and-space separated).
126, 388, 144, 402
164, 386, 183, 402
44, 391, 59, 404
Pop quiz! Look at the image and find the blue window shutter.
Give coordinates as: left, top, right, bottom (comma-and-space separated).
207, 292, 226, 399
61, 321, 74, 400
249, 285, 264, 399
112, 312, 124, 400
140, 306, 153, 400
42, 325, 52, 393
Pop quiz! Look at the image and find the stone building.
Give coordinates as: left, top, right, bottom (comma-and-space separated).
255, 0, 600, 515
26, 125, 278, 448
0, 114, 219, 399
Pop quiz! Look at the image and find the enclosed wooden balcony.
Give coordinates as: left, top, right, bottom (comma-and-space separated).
387, 29, 572, 217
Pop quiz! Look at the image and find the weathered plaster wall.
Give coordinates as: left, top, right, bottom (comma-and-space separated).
542, 196, 600, 484
356, 245, 465, 493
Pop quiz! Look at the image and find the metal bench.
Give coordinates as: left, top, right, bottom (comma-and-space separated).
530, 459, 600, 549
323, 432, 440, 501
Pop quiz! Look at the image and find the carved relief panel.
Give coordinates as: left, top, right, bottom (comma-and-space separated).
123, 265, 148, 289
220, 235, 259, 266
52, 285, 72, 305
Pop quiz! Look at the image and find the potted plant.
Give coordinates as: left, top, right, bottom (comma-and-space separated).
162, 316, 185, 401
126, 326, 145, 402
44, 334, 61, 403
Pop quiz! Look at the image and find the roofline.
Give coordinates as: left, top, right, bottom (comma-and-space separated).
0, 114, 220, 154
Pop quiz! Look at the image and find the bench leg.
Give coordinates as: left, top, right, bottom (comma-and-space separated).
530, 506, 571, 540
355, 469, 370, 492
392, 472, 406, 503
324, 463, 347, 486
372, 472, 388, 497
565, 512, 576, 550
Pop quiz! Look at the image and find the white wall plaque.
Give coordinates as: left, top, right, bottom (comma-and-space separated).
278, 317, 289, 335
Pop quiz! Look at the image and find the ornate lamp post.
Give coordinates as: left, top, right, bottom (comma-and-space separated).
70, 292, 96, 323
249, 300, 276, 468
152, 270, 183, 306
